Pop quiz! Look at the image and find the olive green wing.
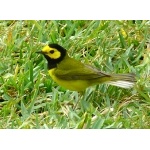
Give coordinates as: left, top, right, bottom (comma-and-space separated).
55, 64, 110, 80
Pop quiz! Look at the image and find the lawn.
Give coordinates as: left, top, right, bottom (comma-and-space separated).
0, 20, 150, 128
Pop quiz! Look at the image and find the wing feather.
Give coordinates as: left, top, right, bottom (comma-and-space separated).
55, 64, 110, 80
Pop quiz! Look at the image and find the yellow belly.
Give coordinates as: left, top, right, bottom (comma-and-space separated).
48, 69, 90, 91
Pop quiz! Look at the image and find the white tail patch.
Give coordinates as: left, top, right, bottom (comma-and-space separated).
107, 81, 135, 89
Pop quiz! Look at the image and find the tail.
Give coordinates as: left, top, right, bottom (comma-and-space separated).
106, 73, 136, 89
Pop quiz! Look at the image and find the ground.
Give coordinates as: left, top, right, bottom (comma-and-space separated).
0, 20, 150, 128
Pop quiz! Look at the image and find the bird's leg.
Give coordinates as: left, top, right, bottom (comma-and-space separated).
73, 91, 84, 110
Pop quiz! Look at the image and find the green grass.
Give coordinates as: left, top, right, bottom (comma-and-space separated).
0, 20, 150, 129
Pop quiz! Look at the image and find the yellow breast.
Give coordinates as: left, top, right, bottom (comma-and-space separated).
48, 69, 90, 91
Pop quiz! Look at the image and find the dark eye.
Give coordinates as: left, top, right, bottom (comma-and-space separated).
50, 50, 54, 54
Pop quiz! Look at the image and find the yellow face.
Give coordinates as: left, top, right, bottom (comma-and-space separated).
42, 45, 61, 59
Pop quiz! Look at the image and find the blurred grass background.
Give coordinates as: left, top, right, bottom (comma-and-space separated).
0, 20, 150, 129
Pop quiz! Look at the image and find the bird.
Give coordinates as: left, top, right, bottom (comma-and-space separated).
37, 43, 136, 92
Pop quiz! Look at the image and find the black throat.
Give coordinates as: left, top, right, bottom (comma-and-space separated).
44, 44, 67, 69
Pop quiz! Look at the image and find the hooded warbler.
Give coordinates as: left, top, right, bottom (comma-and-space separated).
37, 44, 136, 92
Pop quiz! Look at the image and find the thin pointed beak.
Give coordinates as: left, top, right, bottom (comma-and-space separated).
36, 51, 44, 54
